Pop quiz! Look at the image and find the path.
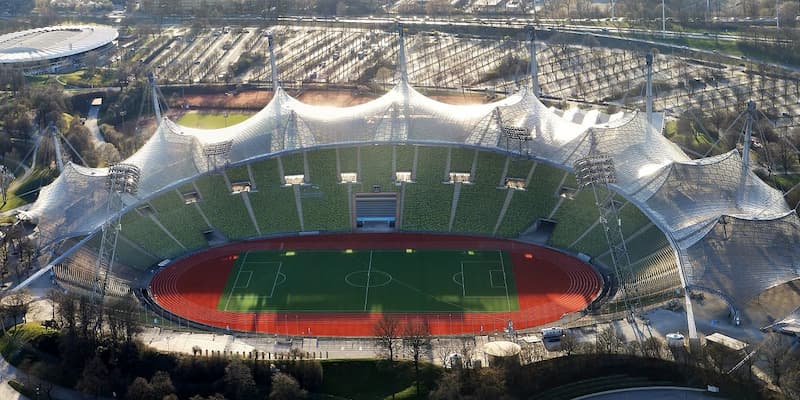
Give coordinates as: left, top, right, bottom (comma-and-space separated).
0, 353, 29, 400
86, 104, 106, 147
574, 386, 722, 400
0, 341, 113, 400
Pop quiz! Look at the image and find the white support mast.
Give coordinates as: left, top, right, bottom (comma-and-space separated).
49, 122, 64, 173
529, 26, 540, 96
742, 101, 756, 175
147, 72, 162, 122
645, 52, 654, 128
737, 100, 756, 208
267, 31, 280, 89
397, 23, 408, 83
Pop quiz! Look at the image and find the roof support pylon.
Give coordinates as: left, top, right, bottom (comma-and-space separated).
48, 122, 64, 173
397, 23, 408, 83
742, 101, 756, 175
645, 52, 654, 129
528, 27, 540, 97
267, 31, 280, 90
147, 72, 162, 122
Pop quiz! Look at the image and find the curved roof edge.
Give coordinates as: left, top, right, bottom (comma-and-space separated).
0, 25, 118, 64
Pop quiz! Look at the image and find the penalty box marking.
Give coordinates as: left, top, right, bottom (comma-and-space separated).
224, 251, 250, 311
488, 269, 507, 289
239, 261, 285, 299
227, 260, 285, 310
459, 261, 505, 297
233, 271, 253, 289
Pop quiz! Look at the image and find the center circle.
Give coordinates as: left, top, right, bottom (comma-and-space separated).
344, 270, 393, 288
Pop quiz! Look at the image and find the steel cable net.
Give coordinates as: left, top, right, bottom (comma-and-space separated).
559, 111, 689, 198
642, 151, 790, 246
126, 122, 199, 194
683, 212, 800, 309
22, 78, 800, 310
490, 87, 589, 157
23, 163, 109, 245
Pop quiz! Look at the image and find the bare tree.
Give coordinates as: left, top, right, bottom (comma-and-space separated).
0, 165, 14, 208
1, 289, 31, 329
434, 338, 460, 367
84, 51, 100, 78
595, 325, 625, 354
642, 336, 664, 359
403, 319, 432, 395
560, 331, 579, 356
374, 314, 401, 362
759, 333, 793, 386
106, 296, 142, 344
459, 337, 477, 368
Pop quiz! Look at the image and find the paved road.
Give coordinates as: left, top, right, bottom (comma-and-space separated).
575, 387, 724, 400
86, 105, 106, 147
0, 350, 30, 400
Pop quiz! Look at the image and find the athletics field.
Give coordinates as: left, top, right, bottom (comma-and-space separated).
149, 233, 602, 336
219, 249, 517, 313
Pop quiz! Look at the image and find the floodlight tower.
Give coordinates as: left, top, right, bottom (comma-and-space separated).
528, 26, 540, 97
496, 108, 532, 155
574, 131, 644, 342
202, 141, 233, 171
92, 163, 141, 306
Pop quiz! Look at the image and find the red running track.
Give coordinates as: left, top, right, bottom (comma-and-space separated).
148, 233, 602, 336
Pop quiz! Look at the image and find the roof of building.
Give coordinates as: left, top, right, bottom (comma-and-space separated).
0, 25, 118, 64
705, 332, 748, 351
483, 341, 521, 356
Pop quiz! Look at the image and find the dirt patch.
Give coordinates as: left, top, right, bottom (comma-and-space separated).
179, 90, 274, 110
297, 89, 378, 106
429, 93, 496, 105
172, 88, 494, 110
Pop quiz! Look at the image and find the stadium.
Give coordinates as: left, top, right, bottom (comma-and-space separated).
0, 25, 118, 75
16, 28, 800, 340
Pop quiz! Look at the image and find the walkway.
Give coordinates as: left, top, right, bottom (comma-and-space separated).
86, 104, 106, 147
0, 339, 114, 400
574, 386, 724, 400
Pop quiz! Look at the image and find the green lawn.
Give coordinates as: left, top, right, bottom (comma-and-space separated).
0, 168, 57, 212
218, 249, 517, 313
177, 111, 254, 129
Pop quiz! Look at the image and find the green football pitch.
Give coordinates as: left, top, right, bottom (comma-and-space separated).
217, 249, 519, 313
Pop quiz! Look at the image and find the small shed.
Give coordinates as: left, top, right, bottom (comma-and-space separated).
705, 332, 747, 352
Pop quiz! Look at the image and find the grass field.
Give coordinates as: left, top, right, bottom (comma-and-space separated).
176, 111, 254, 128
218, 249, 518, 313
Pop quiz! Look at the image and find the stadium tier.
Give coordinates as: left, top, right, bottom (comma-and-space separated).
58, 144, 678, 292
358, 145, 396, 190
401, 146, 453, 231
194, 174, 258, 240
301, 149, 350, 231
23, 46, 799, 332
247, 159, 302, 234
